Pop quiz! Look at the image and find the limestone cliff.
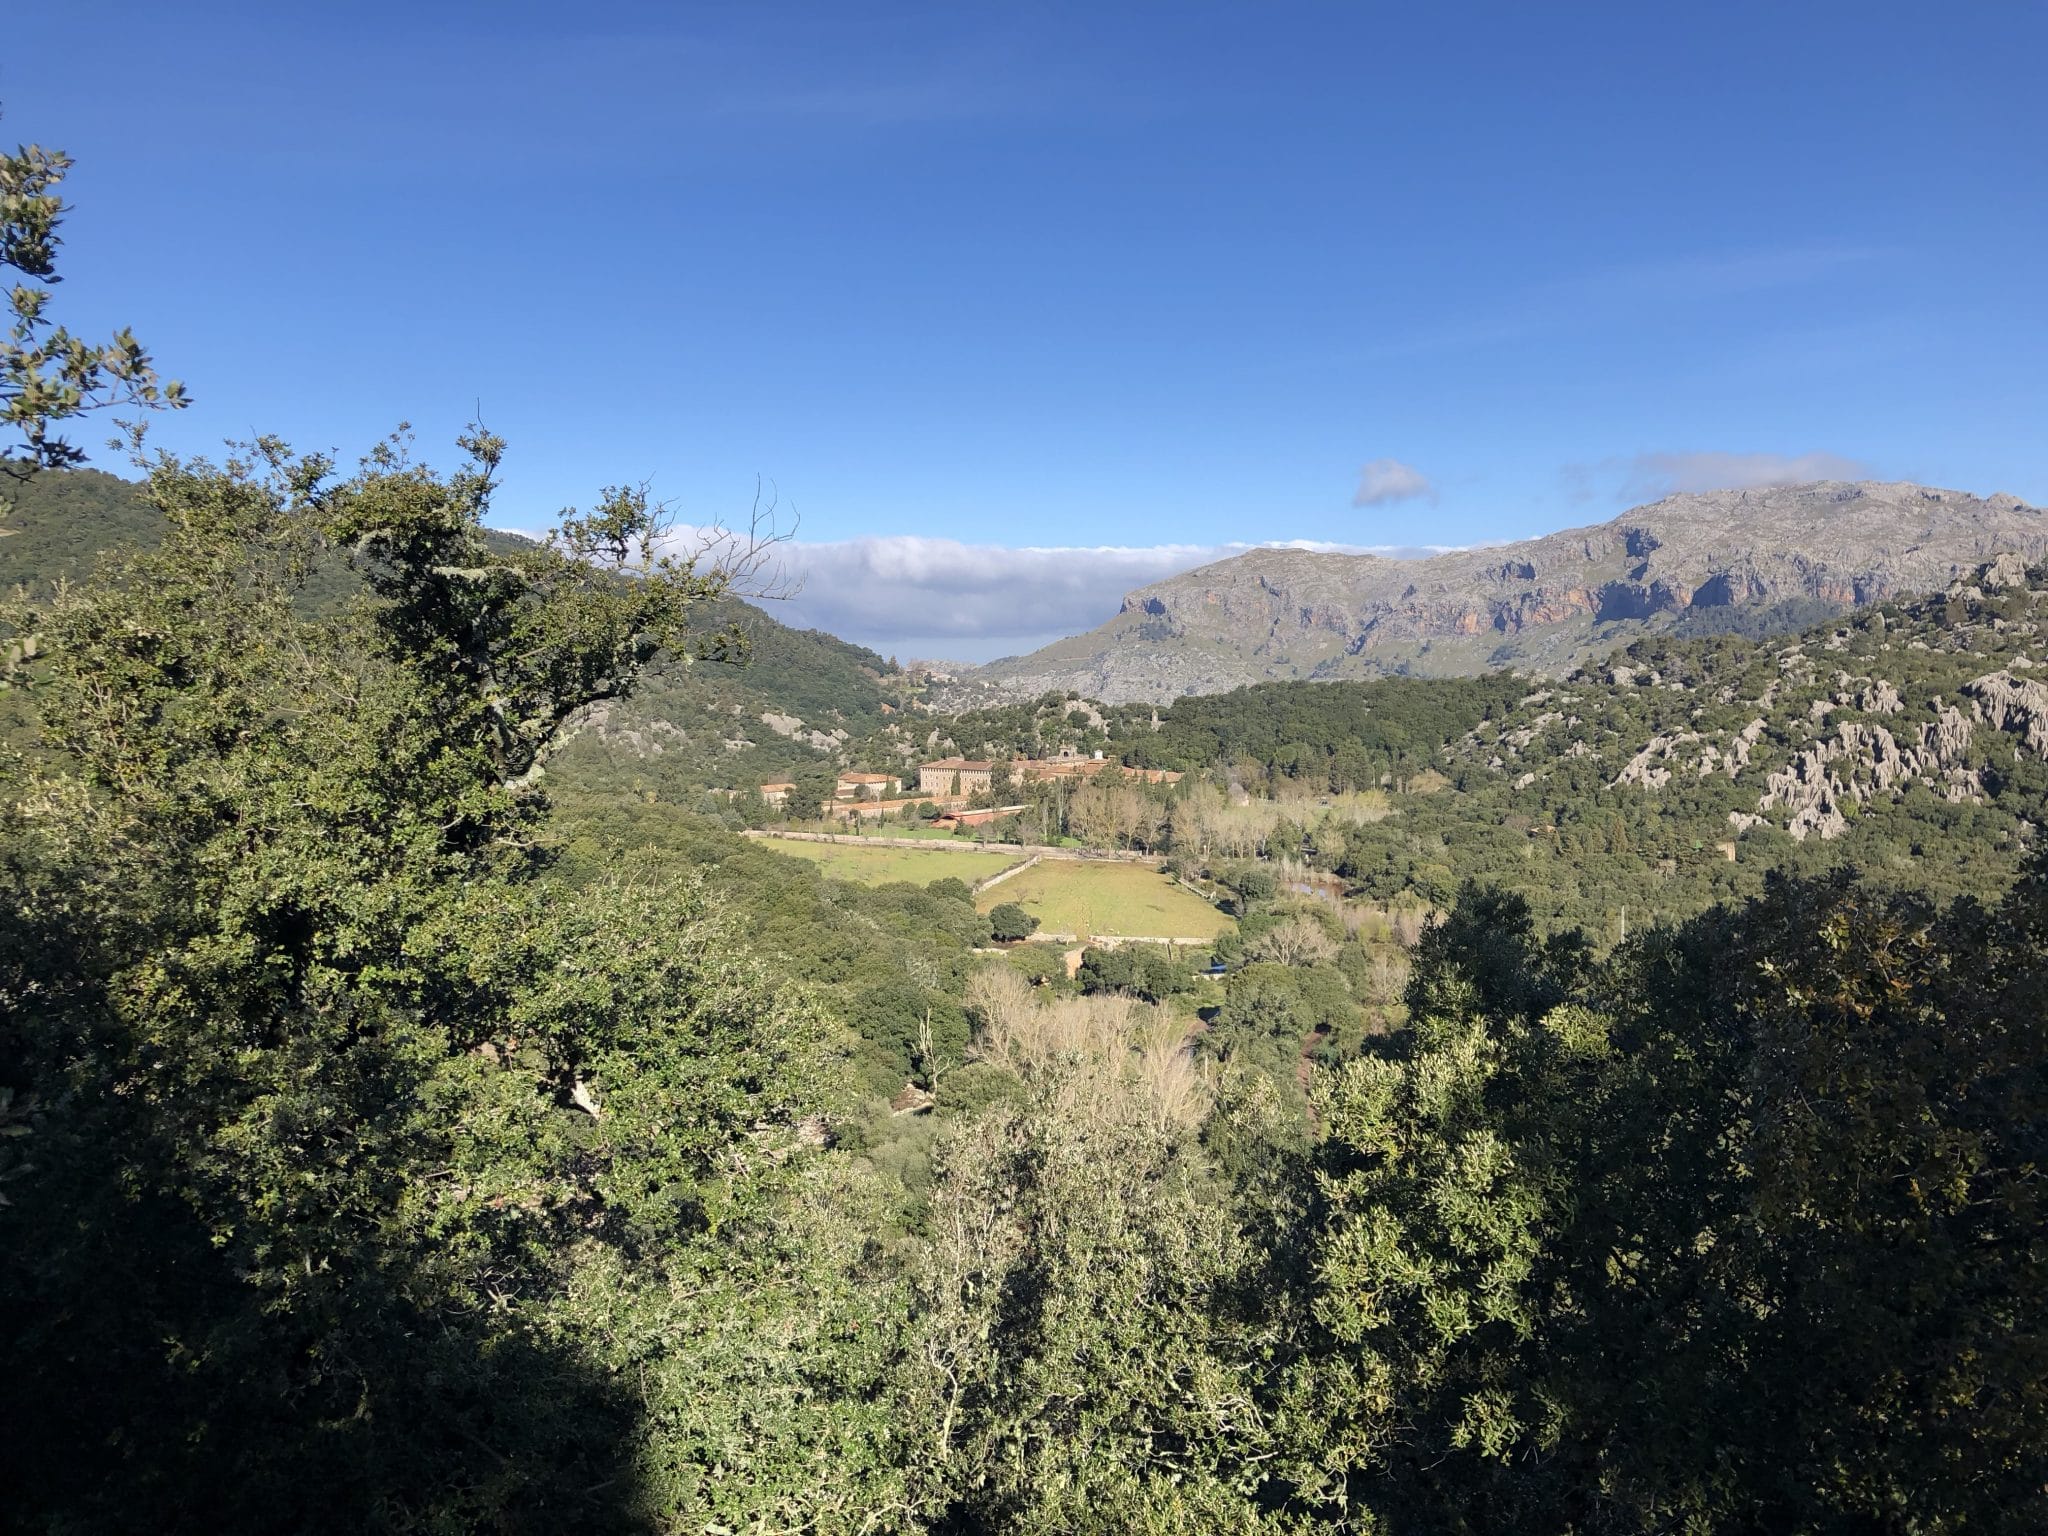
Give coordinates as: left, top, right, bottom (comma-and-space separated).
963, 482, 2046, 704
1457, 554, 2048, 843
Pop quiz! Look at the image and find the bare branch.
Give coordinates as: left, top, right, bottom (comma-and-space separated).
661, 473, 804, 603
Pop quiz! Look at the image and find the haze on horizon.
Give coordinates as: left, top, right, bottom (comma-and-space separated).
12, 0, 2045, 658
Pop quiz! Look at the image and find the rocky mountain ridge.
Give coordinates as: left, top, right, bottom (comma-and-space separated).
1454, 551, 2048, 846
959, 481, 2047, 704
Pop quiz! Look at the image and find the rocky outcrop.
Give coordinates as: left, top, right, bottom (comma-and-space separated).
1612, 732, 1706, 790
1965, 671, 2048, 758
1598, 666, 2029, 842
1982, 551, 2032, 590
1700, 718, 1768, 779
1463, 557, 2048, 843
759, 710, 849, 752
1752, 717, 1980, 841
1428, 557, 2048, 859
566, 700, 690, 756
1610, 716, 1769, 791
967, 482, 2046, 703
1607, 691, 1994, 844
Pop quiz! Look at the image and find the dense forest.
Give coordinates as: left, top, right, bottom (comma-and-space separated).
3, 125, 2044, 1534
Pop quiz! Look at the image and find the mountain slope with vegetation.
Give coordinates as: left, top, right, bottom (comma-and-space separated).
549, 594, 908, 794
894, 555, 2048, 942
962, 480, 2048, 702
0, 465, 910, 786
1068, 557, 2048, 942
700, 556, 2048, 948
0, 464, 156, 587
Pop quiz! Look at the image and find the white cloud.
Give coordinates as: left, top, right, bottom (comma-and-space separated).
1622, 450, 1873, 499
665, 529, 1454, 660
1559, 450, 1878, 507
1353, 458, 1437, 507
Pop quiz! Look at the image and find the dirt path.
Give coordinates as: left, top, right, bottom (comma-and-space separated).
744, 828, 1164, 866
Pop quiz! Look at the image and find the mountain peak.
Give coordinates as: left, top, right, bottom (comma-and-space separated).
963, 481, 2046, 705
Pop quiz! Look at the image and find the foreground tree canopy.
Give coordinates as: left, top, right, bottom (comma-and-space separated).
0, 434, 912, 1528
2, 128, 186, 470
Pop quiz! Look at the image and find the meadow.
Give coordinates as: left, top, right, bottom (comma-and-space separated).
759, 836, 1027, 886
975, 860, 1233, 941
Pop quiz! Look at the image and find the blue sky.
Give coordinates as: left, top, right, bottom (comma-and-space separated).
9, 1, 2045, 657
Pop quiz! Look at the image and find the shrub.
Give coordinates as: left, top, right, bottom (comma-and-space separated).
989, 902, 1040, 942
926, 876, 974, 905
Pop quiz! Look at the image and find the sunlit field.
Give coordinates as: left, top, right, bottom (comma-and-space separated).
760, 837, 1027, 887
975, 860, 1233, 941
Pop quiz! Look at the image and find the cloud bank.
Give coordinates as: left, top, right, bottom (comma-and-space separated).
1353, 458, 1437, 507
673, 531, 1453, 660
1623, 450, 1874, 499
1563, 449, 1877, 505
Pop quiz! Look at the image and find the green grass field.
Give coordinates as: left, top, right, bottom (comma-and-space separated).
976, 861, 1233, 941
760, 837, 1026, 887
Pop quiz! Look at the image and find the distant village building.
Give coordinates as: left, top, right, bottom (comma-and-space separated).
834, 771, 900, 800
1012, 747, 1182, 787
911, 753, 1180, 800
918, 758, 993, 796
826, 795, 927, 821
758, 781, 794, 807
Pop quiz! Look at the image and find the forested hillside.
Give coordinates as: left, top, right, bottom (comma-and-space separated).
1383, 555, 2048, 923
1131, 561, 2048, 935
0, 464, 155, 587
0, 465, 910, 785
547, 595, 906, 798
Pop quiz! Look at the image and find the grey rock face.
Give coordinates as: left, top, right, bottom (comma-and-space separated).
964, 482, 2047, 704
1465, 561, 2048, 843
1966, 670, 2048, 758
